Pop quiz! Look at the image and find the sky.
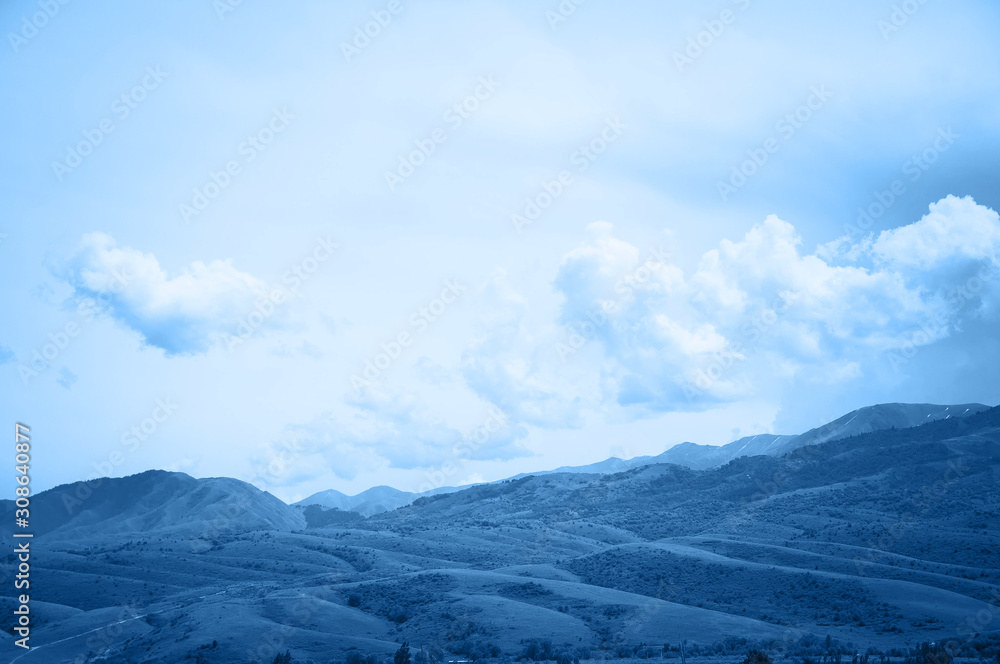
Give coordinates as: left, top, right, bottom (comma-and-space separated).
3, 0, 1000, 503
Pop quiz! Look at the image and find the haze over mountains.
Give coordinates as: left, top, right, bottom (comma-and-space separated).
296, 403, 990, 515
2, 402, 999, 663
295, 485, 460, 519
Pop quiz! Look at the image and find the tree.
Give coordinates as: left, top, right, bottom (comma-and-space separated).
904, 643, 952, 664
395, 642, 412, 664
741, 650, 772, 664
272, 651, 292, 664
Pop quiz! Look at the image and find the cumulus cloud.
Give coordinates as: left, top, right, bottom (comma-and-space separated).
460, 269, 593, 428
59, 233, 273, 355
610, 197, 998, 409
873, 195, 1000, 270
461, 196, 1000, 418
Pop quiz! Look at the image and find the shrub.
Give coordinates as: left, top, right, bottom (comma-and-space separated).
742, 650, 773, 664
457, 637, 501, 661
346, 651, 379, 664
904, 643, 953, 664
519, 639, 554, 661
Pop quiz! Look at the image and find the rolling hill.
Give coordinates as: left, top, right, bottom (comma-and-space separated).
2, 403, 998, 663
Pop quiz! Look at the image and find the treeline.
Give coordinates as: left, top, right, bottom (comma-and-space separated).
245, 633, 1000, 664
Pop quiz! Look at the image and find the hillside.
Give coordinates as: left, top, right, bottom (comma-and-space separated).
508, 402, 990, 481
2, 406, 998, 663
0, 469, 304, 540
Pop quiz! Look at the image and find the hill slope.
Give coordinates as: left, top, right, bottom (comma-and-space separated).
7, 405, 999, 663
523, 402, 991, 477
1, 469, 304, 540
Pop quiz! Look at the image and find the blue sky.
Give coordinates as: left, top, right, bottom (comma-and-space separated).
3, 0, 1000, 502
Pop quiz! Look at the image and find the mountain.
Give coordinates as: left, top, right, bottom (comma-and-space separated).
295, 403, 991, 518
0, 469, 304, 540
770, 401, 990, 452
294, 484, 461, 516
4, 404, 999, 663
522, 402, 991, 477
294, 485, 409, 515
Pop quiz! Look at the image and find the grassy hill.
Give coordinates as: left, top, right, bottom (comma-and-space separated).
2, 406, 999, 663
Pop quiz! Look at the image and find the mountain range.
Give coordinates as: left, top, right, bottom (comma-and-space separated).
2, 401, 998, 663
296, 402, 990, 514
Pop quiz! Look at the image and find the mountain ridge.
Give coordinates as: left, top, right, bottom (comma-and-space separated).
4, 403, 998, 662
8, 402, 992, 528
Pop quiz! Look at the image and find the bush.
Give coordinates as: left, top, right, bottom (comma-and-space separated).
348, 595, 361, 608
346, 651, 379, 664
456, 637, 501, 661
904, 643, 953, 664
742, 650, 773, 664
519, 639, 554, 661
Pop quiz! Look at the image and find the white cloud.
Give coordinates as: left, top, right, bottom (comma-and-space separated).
873, 195, 1000, 270
483, 196, 1000, 415
60, 233, 274, 355
461, 269, 593, 429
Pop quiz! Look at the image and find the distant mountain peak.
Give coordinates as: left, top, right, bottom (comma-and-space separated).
289, 401, 992, 517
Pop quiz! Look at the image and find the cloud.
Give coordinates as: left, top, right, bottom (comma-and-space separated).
58, 233, 274, 355
273, 384, 529, 482
460, 269, 591, 429
484, 196, 1000, 416
0, 345, 13, 365
870, 196, 1000, 322
873, 195, 1000, 270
